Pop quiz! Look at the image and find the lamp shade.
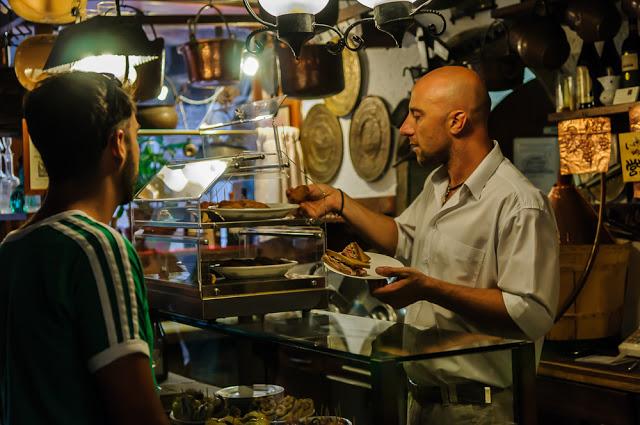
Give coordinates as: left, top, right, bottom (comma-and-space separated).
356, 0, 417, 8
258, 0, 329, 16
44, 16, 160, 74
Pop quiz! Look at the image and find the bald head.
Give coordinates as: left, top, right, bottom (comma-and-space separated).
412, 66, 491, 127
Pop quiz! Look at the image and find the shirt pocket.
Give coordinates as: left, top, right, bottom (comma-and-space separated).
428, 230, 486, 285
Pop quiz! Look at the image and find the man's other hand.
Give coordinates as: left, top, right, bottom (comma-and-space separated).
371, 266, 431, 309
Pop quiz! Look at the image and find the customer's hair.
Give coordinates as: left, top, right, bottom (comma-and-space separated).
24, 72, 134, 182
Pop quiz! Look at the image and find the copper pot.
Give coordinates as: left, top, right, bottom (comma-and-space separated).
565, 0, 621, 42
509, 17, 570, 69
9, 0, 87, 24
136, 105, 178, 129
449, 26, 524, 91
179, 3, 243, 87
278, 43, 344, 99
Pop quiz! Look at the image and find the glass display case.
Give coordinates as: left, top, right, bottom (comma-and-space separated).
132, 97, 327, 319
158, 310, 538, 425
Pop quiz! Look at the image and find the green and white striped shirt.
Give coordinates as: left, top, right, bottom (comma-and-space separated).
0, 210, 154, 425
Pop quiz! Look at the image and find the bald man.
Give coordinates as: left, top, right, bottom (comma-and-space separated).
288, 66, 559, 425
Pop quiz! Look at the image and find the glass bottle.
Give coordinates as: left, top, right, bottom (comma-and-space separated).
621, 17, 640, 88
576, 42, 600, 109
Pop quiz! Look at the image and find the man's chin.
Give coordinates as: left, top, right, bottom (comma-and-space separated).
417, 153, 444, 168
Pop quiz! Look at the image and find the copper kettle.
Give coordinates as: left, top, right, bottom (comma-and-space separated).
179, 3, 244, 87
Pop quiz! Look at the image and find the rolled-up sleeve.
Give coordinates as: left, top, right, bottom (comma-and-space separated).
498, 206, 560, 340
394, 200, 419, 265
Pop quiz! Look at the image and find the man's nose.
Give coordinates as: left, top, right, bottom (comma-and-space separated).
399, 117, 413, 136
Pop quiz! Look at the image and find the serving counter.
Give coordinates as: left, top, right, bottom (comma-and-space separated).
158, 310, 537, 425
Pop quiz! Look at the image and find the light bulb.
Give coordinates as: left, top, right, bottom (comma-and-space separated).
241, 54, 260, 77
70, 54, 138, 83
157, 85, 169, 101
258, 0, 329, 16
356, 0, 417, 8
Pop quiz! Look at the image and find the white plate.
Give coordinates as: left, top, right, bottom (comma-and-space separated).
217, 260, 298, 279
215, 384, 284, 400
323, 252, 404, 280
208, 203, 298, 220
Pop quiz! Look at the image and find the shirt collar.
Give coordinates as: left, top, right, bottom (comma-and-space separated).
464, 141, 504, 200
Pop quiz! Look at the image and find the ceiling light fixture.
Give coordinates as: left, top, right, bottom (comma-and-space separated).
241, 0, 446, 58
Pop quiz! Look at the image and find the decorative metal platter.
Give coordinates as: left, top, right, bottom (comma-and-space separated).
324, 48, 362, 117
349, 96, 392, 182
300, 104, 343, 183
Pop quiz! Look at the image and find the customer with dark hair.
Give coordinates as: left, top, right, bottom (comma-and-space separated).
0, 72, 169, 425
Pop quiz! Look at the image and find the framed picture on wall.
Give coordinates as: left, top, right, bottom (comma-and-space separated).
22, 120, 48, 194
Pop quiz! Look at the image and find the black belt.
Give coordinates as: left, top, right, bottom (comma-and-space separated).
408, 380, 505, 406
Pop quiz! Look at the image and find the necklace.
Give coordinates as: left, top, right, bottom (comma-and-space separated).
443, 182, 465, 203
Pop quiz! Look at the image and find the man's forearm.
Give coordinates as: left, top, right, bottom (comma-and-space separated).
341, 193, 398, 256
424, 277, 523, 337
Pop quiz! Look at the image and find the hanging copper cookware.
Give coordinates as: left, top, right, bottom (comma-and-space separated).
9, 0, 86, 24
449, 25, 524, 92
13, 34, 56, 91
565, 0, 621, 43
277, 42, 345, 99
509, 17, 570, 69
179, 3, 244, 88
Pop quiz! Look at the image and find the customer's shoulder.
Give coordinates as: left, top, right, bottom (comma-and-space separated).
489, 159, 549, 212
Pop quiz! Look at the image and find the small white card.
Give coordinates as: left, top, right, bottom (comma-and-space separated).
613, 86, 640, 104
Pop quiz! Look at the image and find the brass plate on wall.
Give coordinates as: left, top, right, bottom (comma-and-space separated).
324, 48, 361, 117
349, 96, 392, 182
300, 104, 343, 183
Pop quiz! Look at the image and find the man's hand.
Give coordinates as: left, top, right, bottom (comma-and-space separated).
287, 184, 341, 220
371, 266, 431, 309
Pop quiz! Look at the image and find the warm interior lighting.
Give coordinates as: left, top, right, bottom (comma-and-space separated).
240, 53, 260, 77
258, 0, 329, 17
241, 0, 443, 57
70, 55, 138, 83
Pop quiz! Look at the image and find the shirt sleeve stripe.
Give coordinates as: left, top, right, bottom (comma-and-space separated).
65, 216, 132, 341
103, 225, 140, 338
49, 222, 118, 346
87, 339, 150, 373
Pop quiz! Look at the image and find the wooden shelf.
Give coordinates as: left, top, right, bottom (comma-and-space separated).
548, 102, 639, 122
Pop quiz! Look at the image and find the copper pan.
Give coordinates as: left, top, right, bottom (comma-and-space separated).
509, 17, 570, 69
179, 4, 243, 88
9, 0, 87, 24
565, 0, 621, 42
449, 25, 524, 91
13, 34, 56, 91
136, 105, 178, 129
278, 43, 344, 99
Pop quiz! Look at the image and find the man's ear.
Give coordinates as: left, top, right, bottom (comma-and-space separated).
108, 128, 127, 164
448, 110, 467, 136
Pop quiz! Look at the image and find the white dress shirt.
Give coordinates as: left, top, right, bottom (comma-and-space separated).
395, 142, 560, 388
